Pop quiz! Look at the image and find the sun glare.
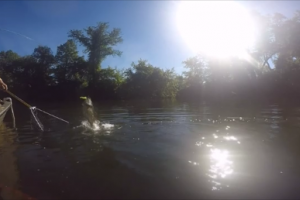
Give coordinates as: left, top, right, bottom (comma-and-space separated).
176, 1, 256, 59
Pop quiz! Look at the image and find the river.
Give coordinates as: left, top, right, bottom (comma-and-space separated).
0, 100, 300, 199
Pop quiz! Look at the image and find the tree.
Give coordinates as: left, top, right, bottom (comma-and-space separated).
121, 60, 178, 100
182, 56, 207, 86
249, 11, 272, 71
68, 22, 123, 83
177, 56, 208, 100
55, 39, 87, 84
31, 45, 55, 88
0, 50, 20, 86
93, 67, 125, 100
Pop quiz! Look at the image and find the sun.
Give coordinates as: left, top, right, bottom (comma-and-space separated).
176, 1, 256, 59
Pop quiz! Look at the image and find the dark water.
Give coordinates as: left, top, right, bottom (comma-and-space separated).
1, 100, 300, 199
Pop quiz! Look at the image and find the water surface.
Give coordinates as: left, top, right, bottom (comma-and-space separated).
1, 101, 300, 199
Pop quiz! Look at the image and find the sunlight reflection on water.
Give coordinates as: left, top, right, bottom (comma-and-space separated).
208, 148, 233, 191
2, 102, 300, 199
224, 136, 241, 144
209, 149, 233, 178
194, 125, 241, 191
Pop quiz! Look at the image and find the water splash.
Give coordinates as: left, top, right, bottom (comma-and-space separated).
101, 123, 114, 129
81, 120, 115, 132
81, 120, 101, 131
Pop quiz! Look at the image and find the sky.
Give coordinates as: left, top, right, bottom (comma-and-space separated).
0, 1, 299, 74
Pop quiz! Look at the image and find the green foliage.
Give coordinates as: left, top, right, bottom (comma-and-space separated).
31, 46, 55, 87
91, 67, 125, 100
120, 60, 178, 100
2, 12, 300, 103
52, 40, 89, 100
182, 56, 207, 86
0, 50, 20, 86
68, 22, 123, 84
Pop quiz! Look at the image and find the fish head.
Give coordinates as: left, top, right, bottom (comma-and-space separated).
80, 96, 93, 107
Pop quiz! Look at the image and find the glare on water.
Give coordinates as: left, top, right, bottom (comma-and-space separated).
209, 149, 233, 178
1, 103, 300, 199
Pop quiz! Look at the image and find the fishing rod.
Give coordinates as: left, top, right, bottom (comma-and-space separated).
5, 90, 69, 131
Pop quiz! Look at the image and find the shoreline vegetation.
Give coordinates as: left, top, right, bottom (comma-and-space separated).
1, 11, 300, 104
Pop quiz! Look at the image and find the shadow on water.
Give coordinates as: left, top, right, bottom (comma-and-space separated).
13, 131, 160, 199
0, 123, 191, 199
0, 124, 37, 200
1, 100, 300, 199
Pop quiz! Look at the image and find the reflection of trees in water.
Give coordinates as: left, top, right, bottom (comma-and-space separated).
7, 101, 300, 199
15, 127, 173, 199
0, 124, 23, 200
274, 106, 300, 166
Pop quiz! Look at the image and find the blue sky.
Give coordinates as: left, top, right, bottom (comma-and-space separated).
0, 1, 299, 74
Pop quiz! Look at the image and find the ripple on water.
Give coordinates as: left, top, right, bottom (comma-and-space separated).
1, 103, 300, 199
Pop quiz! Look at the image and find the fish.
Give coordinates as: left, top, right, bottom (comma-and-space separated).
80, 97, 96, 127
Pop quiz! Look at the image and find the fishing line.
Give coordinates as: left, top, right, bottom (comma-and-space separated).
35, 107, 69, 124
5, 90, 69, 131
30, 107, 44, 131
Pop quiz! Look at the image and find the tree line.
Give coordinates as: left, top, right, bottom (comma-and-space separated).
1, 11, 300, 103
